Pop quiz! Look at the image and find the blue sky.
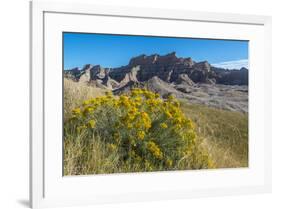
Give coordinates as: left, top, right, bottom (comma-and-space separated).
63, 32, 248, 70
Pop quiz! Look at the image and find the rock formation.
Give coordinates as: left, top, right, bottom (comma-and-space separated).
64, 52, 248, 90
64, 53, 249, 112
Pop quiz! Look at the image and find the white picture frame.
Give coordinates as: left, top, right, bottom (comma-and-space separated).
30, 1, 272, 208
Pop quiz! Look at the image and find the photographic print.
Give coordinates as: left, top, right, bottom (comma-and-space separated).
63, 32, 248, 176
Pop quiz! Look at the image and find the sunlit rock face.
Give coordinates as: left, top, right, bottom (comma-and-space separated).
64, 52, 248, 112
108, 52, 248, 85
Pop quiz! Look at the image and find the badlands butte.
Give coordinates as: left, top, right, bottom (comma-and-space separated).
64, 52, 248, 113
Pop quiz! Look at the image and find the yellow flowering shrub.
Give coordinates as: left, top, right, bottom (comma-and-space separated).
64, 88, 213, 172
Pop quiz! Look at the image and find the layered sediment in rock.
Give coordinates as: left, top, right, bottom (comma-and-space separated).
64, 52, 248, 112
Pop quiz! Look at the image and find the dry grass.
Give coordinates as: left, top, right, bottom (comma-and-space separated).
180, 101, 248, 168
64, 78, 106, 120
64, 134, 122, 175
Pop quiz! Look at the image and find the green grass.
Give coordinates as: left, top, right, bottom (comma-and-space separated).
180, 100, 248, 168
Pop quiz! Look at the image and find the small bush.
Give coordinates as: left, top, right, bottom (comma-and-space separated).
64, 89, 213, 175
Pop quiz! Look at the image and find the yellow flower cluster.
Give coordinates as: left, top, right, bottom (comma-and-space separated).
72, 107, 81, 115
147, 141, 163, 160
87, 119, 96, 128
137, 130, 145, 140
160, 122, 168, 129
66, 88, 212, 171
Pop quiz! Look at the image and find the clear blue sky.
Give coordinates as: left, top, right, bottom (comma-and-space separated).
63, 32, 248, 70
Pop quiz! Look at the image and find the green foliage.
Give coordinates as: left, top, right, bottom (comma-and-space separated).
64, 89, 213, 175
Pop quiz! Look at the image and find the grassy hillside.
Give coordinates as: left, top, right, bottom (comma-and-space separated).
64, 78, 106, 120
180, 101, 248, 168
63, 78, 248, 175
